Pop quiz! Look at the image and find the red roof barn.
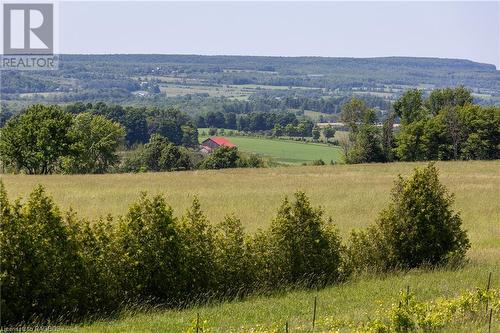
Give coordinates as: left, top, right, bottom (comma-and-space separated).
201, 137, 236, 153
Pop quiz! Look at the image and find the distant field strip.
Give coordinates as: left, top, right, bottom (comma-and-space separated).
200, 135, 343, 164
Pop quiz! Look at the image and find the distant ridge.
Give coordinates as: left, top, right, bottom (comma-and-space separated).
59, 54, 496, 71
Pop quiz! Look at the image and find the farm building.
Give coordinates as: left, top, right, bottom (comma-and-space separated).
201, 137, 236, 153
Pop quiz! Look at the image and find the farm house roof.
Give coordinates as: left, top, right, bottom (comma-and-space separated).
203, 137, 236, 148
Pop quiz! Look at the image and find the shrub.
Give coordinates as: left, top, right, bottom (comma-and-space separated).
178, 197, 217, 299
267, 192, 343, 286
114, 193, 183, 304
214, 215, 251, 296
66, 215, 121, 314
199, 146, 239, 169
238, 153, 265, 168
0, 182, 85, 324
347, 163, 470, 272
311, 159, 326, 166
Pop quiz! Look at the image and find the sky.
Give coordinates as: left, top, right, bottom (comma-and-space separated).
59, 1, 500, 68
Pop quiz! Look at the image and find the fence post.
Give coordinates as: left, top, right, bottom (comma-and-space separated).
285, 320, 289, 333
196, 312, 200, 333
488, 308, 493, 333
312, 296, 317, 329
486, 272, 492, 314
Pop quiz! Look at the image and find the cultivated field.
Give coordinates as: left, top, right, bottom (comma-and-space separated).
2, 161, 499, 332
199, 135, 343, 164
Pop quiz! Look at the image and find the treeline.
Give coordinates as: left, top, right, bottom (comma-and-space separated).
0, 164, 470, 325
196, 110, 316, 137
0, 104, 265, 174
65, 102, 197, 147
341, 87, 500, 163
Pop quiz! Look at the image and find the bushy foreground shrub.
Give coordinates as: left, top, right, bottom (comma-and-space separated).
0, 185, 343, 325
347, 163, 470, 272
0, 184, 85, 324
0, 164, 470, 325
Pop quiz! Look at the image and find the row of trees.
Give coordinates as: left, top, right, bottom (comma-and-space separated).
341, 87, 500, 163
196, 111, 301, 133
1, 164, 470, 325
66, 102, 198, 147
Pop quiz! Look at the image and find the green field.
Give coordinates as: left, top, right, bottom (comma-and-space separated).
200, 135, 343, 164
2, 161, 499, 332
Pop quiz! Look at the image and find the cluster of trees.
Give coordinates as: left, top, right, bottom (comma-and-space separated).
0, 71, 59, 94
65, 102, 198, 147
272, 120, 315, 138
0, 164, 470, 325
0, 104, 265, 174
0, 105, 125, 174
341, 87, 500, 164
340, 97, 390, 163
394, 87, 500, 161
121, 135, 264, 173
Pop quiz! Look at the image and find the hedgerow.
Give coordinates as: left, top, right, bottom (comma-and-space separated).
0, 164, 470, 325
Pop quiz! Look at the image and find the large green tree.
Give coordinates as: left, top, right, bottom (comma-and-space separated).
141, 134, 193, 172
0, 104, 74, 174
393, 89, 425, 125
425, 86, 472, 116
341, 97, 373, 132
62, 112, 125, 174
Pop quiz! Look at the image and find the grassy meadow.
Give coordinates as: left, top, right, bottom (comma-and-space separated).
1, 161, 499, 332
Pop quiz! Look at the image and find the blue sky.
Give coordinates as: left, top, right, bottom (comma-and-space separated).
60, 1, 500, 68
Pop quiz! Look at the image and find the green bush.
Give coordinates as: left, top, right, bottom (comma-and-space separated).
178, 197, 217, 299
267, 192, 343, 287
238, 153, 265, 168
311, 159, 326, 165
114, 193, 183, 304
347, 163, 470, 272
0, 182, 85, 323
66, 215, 121, 314
140, 134, 193, 172
214, 215, 251, 296
199, 146, 239, 169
